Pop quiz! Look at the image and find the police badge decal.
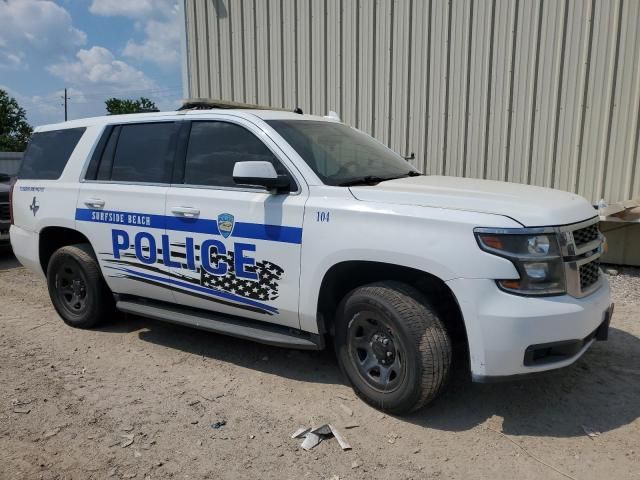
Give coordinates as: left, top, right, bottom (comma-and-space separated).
217, 213, 235, 238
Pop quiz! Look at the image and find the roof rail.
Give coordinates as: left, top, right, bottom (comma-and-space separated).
178, 98, 303, 114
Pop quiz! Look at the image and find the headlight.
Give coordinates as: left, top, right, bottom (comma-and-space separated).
474, 228, 565, 296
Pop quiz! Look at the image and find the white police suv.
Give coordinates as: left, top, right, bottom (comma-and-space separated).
10, 107, 613, 413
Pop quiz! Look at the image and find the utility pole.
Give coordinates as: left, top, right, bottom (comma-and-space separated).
61, 88, 69, 121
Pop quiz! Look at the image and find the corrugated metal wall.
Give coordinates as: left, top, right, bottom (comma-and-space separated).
183, 0, 640, 204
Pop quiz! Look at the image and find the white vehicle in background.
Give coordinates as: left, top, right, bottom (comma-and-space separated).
9, 106, 613, 414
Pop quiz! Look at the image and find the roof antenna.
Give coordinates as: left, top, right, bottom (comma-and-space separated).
293, 107, 303, 114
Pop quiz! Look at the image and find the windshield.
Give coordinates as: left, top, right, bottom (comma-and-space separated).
266, 120, 417, 186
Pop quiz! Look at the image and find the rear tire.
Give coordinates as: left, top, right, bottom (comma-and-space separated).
335, 281, 452, 414
46, 244, 115, 329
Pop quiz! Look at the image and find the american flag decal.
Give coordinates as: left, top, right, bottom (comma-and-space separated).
200, 250, 284, 301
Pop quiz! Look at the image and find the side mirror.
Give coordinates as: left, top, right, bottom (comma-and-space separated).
233, 161, 291, 193
0, 173, 11, 182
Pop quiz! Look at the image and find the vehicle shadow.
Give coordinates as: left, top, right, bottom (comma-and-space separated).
0, 248, 20, 271
98, 315, 640, 437
409, 326, 640, 437
97, 313, 345, 386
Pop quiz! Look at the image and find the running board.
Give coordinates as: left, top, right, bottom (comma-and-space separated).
116, 299, 323, 350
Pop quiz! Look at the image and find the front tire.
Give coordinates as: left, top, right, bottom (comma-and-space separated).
46, 244, 115, 329
335, 281, 452, 414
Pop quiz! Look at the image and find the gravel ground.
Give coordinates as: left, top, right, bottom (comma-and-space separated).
603, 264, 640, 306
1, 250, 639, 480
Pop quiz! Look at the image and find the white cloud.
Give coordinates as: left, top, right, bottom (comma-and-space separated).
1, 2, 181, 126
89, 0, 176, 18
90, 0, 180, 69
123, 16, 181, 68
89, 0, 156, 17
44, 47, 175, 121
1, 84, 62, 126
0, 51, 26, 71
47, 46, 157, 91
0, 0, 86, 67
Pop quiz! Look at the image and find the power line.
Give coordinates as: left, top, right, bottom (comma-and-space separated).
81, 84, 182, 95
80, 89, 183, 99
19, 85, 185, 124
76, 85, 183, 99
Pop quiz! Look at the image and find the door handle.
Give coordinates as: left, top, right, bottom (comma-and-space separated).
84, 198, 105, 209
171, 206, 200, 218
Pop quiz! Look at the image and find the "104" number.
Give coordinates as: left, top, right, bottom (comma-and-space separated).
316, 211, 330, 223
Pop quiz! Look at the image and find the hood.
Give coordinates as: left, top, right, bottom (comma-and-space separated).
349, 176, 596, 227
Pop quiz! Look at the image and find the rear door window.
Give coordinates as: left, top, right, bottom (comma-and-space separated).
182, 121, 293, 188
96, 126, 120, 181
109, 122, 176, 183
19, 128, 86, 180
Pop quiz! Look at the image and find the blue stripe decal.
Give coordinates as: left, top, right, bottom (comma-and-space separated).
107, 266, 278, 313
75, 208, 302, 244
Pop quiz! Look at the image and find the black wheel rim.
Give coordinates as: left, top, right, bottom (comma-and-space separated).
347, 311, 406, 393
55, 260, 89, 315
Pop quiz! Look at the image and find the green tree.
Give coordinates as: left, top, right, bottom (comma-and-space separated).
0, 89, 33, 152
105, 97, 159, 115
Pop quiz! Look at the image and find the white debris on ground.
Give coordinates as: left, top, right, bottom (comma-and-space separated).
603, 265, 640, 306
292, 425, 352, 451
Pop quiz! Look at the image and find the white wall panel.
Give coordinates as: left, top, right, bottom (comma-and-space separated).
464, 0, 493, 180
184, 0, 640, 203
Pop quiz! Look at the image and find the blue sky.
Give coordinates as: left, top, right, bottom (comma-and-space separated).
0, 0, 183, 126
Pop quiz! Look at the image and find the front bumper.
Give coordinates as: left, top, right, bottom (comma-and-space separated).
446, 277, 612, 379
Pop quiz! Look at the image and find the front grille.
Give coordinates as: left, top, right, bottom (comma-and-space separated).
0, 203, 9, 222
559, 217, 603, 297
579, 260, 600, 290
573, 223, 599, 247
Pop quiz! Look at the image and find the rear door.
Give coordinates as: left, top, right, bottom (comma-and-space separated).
164, 116, 307, 328
76, 121, 179, 303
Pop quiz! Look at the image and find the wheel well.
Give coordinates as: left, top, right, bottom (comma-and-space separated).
39, 227, 91, 274
317, 261, 468, 347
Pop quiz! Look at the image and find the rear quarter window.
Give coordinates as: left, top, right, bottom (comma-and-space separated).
18, 128, 86, 180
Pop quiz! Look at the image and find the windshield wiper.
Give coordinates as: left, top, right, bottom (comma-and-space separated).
338, 171, 422, 187
337, 175, 388, 187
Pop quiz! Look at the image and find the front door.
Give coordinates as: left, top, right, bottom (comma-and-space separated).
163, 117, 306, 328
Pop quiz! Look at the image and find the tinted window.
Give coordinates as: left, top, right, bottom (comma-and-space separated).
19, 128, 85, 180
96, 127, 120, 181
183, 121, 292, 188
267, 120, 414, 186
110, 122, 175, 183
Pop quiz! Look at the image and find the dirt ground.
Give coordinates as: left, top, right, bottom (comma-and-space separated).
1, 248, 639, 480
